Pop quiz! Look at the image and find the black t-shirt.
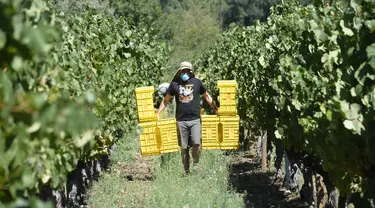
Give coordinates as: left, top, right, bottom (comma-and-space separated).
166, 77, 207, 121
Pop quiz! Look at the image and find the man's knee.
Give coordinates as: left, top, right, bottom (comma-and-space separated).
181, 149, 189, 156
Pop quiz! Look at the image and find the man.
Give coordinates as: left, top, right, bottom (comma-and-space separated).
157, 61, 217, 174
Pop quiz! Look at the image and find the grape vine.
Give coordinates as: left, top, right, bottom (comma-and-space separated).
196, 0, 375, 204
0, 0, 167, 206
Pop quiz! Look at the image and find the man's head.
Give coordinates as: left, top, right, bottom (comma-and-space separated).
172, 61, 194, 82
179, 61, 192, 71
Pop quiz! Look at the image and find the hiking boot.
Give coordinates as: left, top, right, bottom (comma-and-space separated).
183, 169, 190, 177
192, 163, 200, 175
193, 163, 199, 170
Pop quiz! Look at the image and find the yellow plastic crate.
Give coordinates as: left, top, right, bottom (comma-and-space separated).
135, 86, 157, 122
217, 80, 237, 115
220, 115, 240, 150
201, 115, 220, 149
138, 121, 160, 156
157, 118, 179, 153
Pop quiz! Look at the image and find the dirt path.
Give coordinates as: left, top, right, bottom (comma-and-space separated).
118, 153, 156, 181
228, 154, 310, 208
87, 150, 312, 207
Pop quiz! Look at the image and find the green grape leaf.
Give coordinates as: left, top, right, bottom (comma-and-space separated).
340, 20, 354, 36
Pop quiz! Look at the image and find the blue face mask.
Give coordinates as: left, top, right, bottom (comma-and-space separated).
180, 73, 189, 81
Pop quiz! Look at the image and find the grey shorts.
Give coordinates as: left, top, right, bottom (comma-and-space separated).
177, 118, 202, 149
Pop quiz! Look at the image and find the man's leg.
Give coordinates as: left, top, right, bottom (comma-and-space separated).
190, 119, 202, 170
181, 148, 190, 173
177, 121, 190, 173
192, 145, 200, 169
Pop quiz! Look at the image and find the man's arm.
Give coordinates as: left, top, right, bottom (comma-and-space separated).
157, 94, 173, 119
203, 92, 218, 114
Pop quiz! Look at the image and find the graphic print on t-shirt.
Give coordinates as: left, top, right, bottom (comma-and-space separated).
179, 84, 194, 103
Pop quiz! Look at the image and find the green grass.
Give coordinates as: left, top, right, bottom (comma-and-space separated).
150, 151, 244, 208
109, 132, 140, 165
86, 132, 154, 207
86, 138, 245, 208
86, 172, 152, 208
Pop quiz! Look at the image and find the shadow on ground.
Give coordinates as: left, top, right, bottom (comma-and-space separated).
228, 155, 310, 208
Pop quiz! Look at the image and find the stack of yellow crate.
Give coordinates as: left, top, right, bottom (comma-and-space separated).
201, 115, 220, 149
217, 80, 237, 115
156, 119, 179, 154
135, 86, 179, 156
138, 121, 159, 156
218, 80, 240, 150
135, 86, 157, 123
219, 115, 240, 150
201, 80, 240, 150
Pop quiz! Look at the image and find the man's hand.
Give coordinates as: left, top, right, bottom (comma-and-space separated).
157, 94, 173, 119
212, 101, 218, 114
203, 92, 218, 114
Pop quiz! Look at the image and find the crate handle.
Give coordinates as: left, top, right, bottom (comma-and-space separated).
155, 126, 162, 150
217, 122, 223, 144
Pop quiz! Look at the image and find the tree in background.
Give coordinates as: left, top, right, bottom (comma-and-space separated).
221, 0, 312, 29
109, 0, 163, 31
159, 0, 189, 12
52, 0, 163, 32
51, 0, 115, 16
51, 0, 315, 81
156, 1, 221, 82
222, 0, 277, 28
